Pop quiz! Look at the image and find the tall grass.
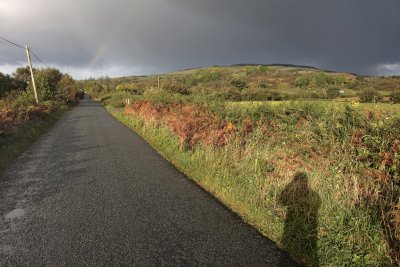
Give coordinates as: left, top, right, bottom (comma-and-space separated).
108, 94, 399, 266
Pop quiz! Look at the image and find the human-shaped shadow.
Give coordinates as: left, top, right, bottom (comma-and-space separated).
279, 172, 320, 266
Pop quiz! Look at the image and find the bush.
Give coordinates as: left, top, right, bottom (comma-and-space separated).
241, 88, 283, 101
358, 87, 383, 103
315, 73, 335, 87
143, 89, 184, 106
195, 70, 220, 83
85, 81, 104, 99
28, 68, 76, 103
295, 76, 311, 88
390, 90, 400, 104
245, 65, 268, 75
5, 91, 36, 113
326, 86, 340, 99
34, 74, 54, 101
0, 72, 27, 97
163, 80, 190, 95
57, 74, 77, 103
213, 87, 242, 101
116, 83, 135, 91
231, 79, 247, 89
183, 70, 220, 87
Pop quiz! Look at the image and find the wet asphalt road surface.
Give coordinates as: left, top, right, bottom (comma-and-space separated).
0, 97, 299, 266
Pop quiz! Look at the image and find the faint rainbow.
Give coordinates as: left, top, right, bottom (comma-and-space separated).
87, 35, 114, 69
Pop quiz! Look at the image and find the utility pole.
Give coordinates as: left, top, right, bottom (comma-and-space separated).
25, 45, 39, 104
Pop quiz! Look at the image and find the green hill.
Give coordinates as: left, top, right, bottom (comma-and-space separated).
86, 65, 399, 103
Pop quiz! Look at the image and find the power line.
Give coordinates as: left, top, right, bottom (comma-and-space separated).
0, 35, 24, 49
30, 50, 48, 68
0, 35, 48, 68
0, 35, 41, 103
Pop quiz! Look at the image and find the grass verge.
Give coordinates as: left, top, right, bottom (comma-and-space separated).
0, 106, 69, 173
108, 106, 391, 266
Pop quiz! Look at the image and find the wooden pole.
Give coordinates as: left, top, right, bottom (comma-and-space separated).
158, 76, 160, 90
25, 45, 39, 104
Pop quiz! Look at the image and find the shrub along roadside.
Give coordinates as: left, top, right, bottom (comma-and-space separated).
0, 66, 79, 172
106, 99, 399, 266
0, 105, 68, 172
391, 90, 400, 103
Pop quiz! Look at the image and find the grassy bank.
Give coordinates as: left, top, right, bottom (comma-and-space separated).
86, 65, 399, 266
106, 96, 399, 266
0, 105, 69, 172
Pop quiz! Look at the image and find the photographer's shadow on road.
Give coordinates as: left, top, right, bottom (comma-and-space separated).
279, 172, 321, 267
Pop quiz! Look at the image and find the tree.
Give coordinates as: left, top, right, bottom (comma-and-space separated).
40, 68, 63, 90
0, 72, 26, 97
30, 68, 63, 101
13, 66, 32, 83
57, 74, 77, 103
35, 74, 53, 101
0, 72, 12, 97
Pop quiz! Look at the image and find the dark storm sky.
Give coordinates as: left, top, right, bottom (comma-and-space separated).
1, 0, 400, 78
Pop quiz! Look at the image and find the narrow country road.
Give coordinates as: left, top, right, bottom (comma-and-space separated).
0, 97, 298, 266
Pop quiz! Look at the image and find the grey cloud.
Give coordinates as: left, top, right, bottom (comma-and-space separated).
1, 0, 400, 78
